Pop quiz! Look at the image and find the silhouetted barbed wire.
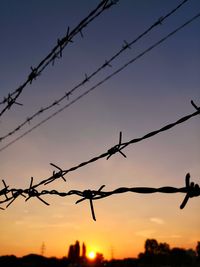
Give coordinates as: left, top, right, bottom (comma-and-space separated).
0, 12, 199, 152
0, 0, 118, 118
24, 101, 200, 188
0, 100, 199, 207
0, 173, 199, 220
0, 0, 190, 142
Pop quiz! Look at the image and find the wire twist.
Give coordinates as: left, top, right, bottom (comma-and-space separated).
0, 100, 199, 194
0, 173, 199, 220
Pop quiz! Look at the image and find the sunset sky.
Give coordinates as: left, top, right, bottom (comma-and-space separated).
0, 0, 199, 260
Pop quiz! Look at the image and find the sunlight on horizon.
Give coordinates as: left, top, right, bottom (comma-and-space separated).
87, 251, 96, 260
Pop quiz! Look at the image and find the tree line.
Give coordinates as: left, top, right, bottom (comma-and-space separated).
137, 239, 200, 266
0, 239, 199, 267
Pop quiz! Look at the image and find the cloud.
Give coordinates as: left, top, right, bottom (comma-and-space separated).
170, 234, 182, 238
150, 217, 165, 225
14, 216, 80, 230
28, 221, 80, 230
135, 229, 155, 237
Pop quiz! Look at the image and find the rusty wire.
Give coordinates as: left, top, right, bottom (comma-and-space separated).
0, 0, 190, 142
0, 12, 200, 152
0, 173, 199, 220
0, 0, 118, 118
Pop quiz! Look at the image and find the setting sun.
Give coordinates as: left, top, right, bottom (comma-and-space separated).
88, 251, 96, 260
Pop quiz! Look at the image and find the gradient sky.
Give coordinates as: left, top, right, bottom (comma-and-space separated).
0, 0, 200, 260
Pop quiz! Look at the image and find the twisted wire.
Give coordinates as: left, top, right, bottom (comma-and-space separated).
0, 0, 190, 142
33, 101, 200, 189
0, 100, 199, 202
0, 0, 118, 117
0, 12, 200, 152
0, 173, 199, 220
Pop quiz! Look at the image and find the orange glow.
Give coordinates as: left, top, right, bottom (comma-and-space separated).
88, 251, 96, 260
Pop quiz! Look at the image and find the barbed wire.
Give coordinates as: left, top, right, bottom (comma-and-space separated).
21, 101, 200, 187
0, 12, 200, 152
0, 101, 199, 209
0, 0, 118, 118
0, 173, 199, 220
0, 0, 190, 142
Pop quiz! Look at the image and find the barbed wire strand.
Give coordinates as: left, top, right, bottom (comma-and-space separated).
0, 0, 118, 117
0, 12, 199, 152
0, 173, 199, 220
30, 101, 200, 188
0, 0, 190, 142
0, 99, 199, 212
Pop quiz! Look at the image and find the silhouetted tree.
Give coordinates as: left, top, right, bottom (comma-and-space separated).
158, 242, 170, 255
196, 241, 200, 261
74, 240, 80, 259
93, 253, 104, 267
170, 247, 191, 266
0, 255, 19, 267
145, 239, 159, 255
140, 239, 172, 265
68, 245, 75, 262
82, 242, 86, 258
21, 254, 46, 267
68, 241, 80, 264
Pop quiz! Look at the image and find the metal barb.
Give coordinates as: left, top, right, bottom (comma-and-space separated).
57, 39, 63, 57
83, 73, 89, 84
191, 100, 200, 111
29, 67, 38, 84
107, 131, 127, 159
7, 94, 23, 108
48, 163, 66, 182
6, 191, 22, 208
104, 60, 112, 68
79, 29, 84, 38
65, 27, 73, 43
102, 0, 110, 9
180, 173, 200, 209
76, 190, 96, 221
26, 177, 49, 205
26, 117, 31, 124
1, 180, 9, 199
65, 92, 72, 100
154, 16, 164, 26
123, 40, 131, 49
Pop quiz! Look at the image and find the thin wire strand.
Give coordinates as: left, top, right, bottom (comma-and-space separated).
0, 0, 117, 117
0, 12, 199, 152
0, 0, 190, 142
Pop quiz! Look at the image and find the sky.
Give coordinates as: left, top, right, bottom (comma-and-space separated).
0, 0, 200, 260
